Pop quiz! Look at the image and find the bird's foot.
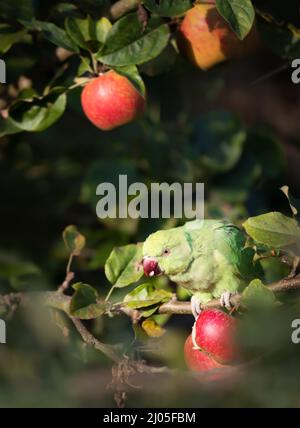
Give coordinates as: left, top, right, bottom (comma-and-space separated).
287, 256, 300, 278
191, 295, 202, 319
220, 291, 235, 311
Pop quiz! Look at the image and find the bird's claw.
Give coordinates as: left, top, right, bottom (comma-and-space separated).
287, 256, 300, 278
191, 295, 202, 319
220, 291, 234, 310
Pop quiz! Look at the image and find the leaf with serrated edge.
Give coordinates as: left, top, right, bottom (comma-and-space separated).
105, 243, 143, 287
124, 283, 172, 309
216, 0, 255, 40
243, 212, 300, 248
97, 14, 170, 66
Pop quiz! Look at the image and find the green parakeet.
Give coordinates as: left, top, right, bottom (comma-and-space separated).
142, 219, 254, 317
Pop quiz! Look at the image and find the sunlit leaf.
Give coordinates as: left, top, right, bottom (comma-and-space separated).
63, 225, 86, 255
124, 283, 172, 308
105, 243, 144, 287
243, 212, 300, 248
95, 17, 112, 43
8, 87, 67, 132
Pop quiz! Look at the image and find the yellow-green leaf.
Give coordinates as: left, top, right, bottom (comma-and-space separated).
105, 243, 143, 287
142, 318, 166, 337
70, 283, 106, 319
243, 212, 300, 248
63, 225, 86, 255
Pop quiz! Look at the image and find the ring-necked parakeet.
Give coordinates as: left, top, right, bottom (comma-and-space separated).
142, 220, 254, 317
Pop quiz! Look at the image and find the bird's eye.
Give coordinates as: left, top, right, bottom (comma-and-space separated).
163, 249, 170, 256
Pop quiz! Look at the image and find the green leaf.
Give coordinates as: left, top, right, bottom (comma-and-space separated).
112, 65, 146, 98
8, 87, 67, 132
95, 17, 112, 43
280, 186, 300, 219
243, 212, 300, 248
78, 55, 93, 75
143, 0, 192, 17
140, 305, 159, 318
63, 225, 86, 255
193, 111, 246, 173
65, 16, 92, 50
105, 243, 144, 287
216, 0, 255, 40
20, 19, 79, 52
0, 116, 22, 138
96, 13, 170, 66
124, 283, 172, 309
241, 279, 276, 308
70, 283, 106, 319
0, 24, 27, 54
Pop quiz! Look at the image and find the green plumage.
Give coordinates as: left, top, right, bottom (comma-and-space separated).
143, 220, 254, 304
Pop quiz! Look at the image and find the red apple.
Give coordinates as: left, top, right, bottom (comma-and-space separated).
184, 334, 223, 372
184, 335, 236, 382
81, 70, 146, 131
184, 335, 242, 383
194, 309, 239, 364
177, 4, 260, 70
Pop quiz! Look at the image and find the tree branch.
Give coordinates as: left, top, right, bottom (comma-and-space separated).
2, 275, 300, 321
2, 274, 300, 380
70, 316, 121, 363
42, 274, 300, 316
158, 275, 300, 314
110, 0, 140, 20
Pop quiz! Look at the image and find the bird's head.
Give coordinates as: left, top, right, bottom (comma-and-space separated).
142, 227, 193, 278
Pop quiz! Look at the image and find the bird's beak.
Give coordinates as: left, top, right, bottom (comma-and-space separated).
143, 256, 162, 277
